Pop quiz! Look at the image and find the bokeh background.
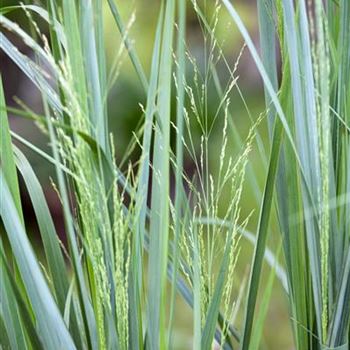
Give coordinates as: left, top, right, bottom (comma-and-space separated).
1, 1, 292, 349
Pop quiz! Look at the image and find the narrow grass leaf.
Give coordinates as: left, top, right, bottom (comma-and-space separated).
0, 246, 43, 350
0, 77, 22, 216
147, 1, 175, 348
240, 118, 283, 350
0, 172, 76, 350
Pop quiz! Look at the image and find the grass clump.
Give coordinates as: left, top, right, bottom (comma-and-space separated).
1, 1, 349, 350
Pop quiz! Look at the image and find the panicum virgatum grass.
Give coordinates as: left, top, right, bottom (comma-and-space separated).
1, 1, 349, 350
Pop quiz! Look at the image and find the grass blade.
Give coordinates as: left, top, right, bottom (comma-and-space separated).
240, 118, 283, 350
147, 1, 175, 347
13, 146, 83, 348
0, 251, 27, 350
0, 77, 22, 216
0, 171, 76, 350
107, 0, 148, 91
167, 0, 186, 347
0, 246, 43, 350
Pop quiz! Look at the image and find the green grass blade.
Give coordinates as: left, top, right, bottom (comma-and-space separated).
282, 2, 323, 336
13, 146, 83, 348
13, 146, 68, 310
221, 0, 309, 176
0, 33, 62, 111
80, 0, 107, 153
328, 248, 350, 346
61, 0, 88, 117
249, 247, 280, 350
257, 4, 311, 348
42, 95, 98, 350
0, 314, 11, 350
147, 1, 175, 347
193, 230, 202, 350
0, 246, 43, 350
92, 0, 107, 115
200, 234, 234, 350
240, 118, 283, 350
0, 5, 66, 48
0, 252, 27, 350
257, 0, 278, 135
129, 5, 164, 349
0, 77, 22, 217
0, 172, 76, 350
107, 0, 148, 91
167, 0, 186, 347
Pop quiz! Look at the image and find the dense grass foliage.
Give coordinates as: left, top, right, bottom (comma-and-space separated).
0, 1, 349, 349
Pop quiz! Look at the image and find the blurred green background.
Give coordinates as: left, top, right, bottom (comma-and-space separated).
1, 1, 292, 349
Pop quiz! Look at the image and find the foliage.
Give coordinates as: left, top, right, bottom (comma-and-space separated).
0, 1, 349, 349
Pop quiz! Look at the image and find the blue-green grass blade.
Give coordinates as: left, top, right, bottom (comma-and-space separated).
147, 1, 175, 348
240, 117, 283, 350
0, 172, 76, 350
0, 246, 43, 350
